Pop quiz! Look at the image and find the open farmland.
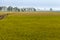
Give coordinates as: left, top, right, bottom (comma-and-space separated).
0, 12, 60, 40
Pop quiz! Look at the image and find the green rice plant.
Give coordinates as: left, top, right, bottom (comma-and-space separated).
0, 12, 60, 40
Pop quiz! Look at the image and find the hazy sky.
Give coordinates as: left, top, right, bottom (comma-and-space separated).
0, 0, 60, 9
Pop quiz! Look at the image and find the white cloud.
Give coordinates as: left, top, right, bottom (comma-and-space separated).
0, 0, 60, 8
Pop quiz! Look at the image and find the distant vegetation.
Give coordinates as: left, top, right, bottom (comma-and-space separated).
0, 6, 36, 12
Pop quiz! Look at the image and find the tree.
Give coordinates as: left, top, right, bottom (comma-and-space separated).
21, 8, 25, 12
0, 7, 2, 11
50, 8, 52, 11
18, 8, 20, 12
13, 7, 20, 12
7, 6, 13, 11
33, 8, 36, 11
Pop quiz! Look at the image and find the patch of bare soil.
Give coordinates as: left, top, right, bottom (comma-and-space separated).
0, 14, 8, 20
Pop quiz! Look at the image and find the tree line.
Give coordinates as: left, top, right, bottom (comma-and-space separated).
0, 6, 36, 12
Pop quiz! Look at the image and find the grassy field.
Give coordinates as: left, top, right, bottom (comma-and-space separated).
0, 12, 60, 40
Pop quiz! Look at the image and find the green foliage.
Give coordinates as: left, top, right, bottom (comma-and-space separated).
7, 6, 13, 11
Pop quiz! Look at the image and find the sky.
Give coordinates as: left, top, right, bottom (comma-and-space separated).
0, 0, 60, 10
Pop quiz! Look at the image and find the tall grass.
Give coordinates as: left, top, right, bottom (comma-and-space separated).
0, 12, 60, 40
